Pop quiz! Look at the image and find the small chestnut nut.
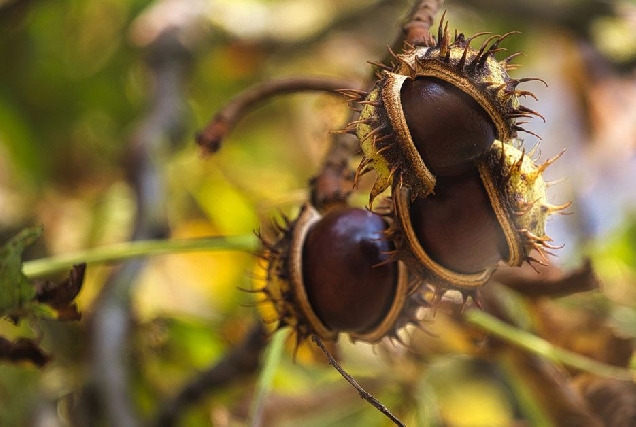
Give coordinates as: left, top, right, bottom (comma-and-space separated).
261, 204, 412, 343
407, 169, 507, 275
391, 139, 569, 295
302, 207, 398, 334
400, 77, 496, 177
349, 17, 545, 204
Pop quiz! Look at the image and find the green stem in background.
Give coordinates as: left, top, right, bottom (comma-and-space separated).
498, 357, 555, 427
23, 235, 258, 278
464, 309, 636, 381
247, 328, 287, 427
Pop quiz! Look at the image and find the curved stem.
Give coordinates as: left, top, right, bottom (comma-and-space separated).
196, 76, 362, 155
23, 235, 257, 278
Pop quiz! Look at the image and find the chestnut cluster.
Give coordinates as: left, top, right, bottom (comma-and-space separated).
260, 18, 568, 346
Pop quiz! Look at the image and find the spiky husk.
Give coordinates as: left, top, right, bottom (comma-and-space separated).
387, 139, 568, 301
258, 203, 420, 346
479, 140, 569, 266
389, 186, 496, 295
260, 204, 335, 344
352, 17, 544, 204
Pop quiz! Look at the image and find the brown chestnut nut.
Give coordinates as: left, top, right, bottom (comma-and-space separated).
302, 207, 398, 333
349, 17, 545, 204
260, 204, 412, 344
391, 139, 569, 296
408, 169, 507, 275
401, 77, 496, 176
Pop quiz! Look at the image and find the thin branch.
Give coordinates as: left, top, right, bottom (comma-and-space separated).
491, 258, 601, 298
399, 0, 445, 48
311, 335, 406, 427
310, 0, 444, 210
195, 76, 363, 155
153, 321, 270, 427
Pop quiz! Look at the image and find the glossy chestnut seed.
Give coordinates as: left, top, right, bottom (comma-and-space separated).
302, 208, 397, 333
409, 169, 508, 274
401, 77, 497, 176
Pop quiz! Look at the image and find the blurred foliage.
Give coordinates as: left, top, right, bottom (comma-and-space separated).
0, 227, 44, 317
1, 0, 635, 426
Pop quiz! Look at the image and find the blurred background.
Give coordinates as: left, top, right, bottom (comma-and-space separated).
1, 0, 635, 426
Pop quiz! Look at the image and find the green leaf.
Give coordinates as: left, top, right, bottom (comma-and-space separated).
0, 226, 43, 319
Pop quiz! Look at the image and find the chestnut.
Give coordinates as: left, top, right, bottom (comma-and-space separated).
261, 204, 411, 344
302, 207, 398, 334
392, 139, 569, 294
401, 77, 496, 176
353, 16, 544, 204
408, 169, 507, 275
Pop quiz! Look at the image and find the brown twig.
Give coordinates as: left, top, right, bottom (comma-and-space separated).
398, 0, 445, 48
310, 0, 444, 210
195, 76, 363, 155
311, 335, 406, 427
153, 321, 269, 427
491, 258, 601, 298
